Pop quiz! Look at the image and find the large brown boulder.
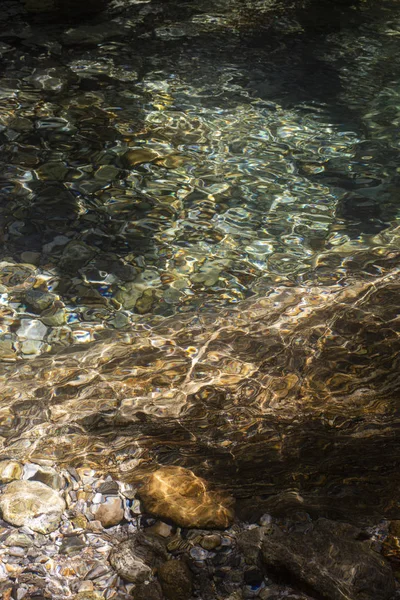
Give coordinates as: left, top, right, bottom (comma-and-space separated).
137, 466, 235, 529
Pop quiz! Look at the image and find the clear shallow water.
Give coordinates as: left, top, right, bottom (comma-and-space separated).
0, 0, 399, 517
0, 0, 399, 358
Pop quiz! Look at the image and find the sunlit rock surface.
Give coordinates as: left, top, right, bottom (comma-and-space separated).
0, 231, 399, 523
137, 466, 235, 528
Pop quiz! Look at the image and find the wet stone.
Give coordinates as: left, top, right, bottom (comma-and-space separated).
137, 466, 235, 529
4, 532, 33, 548
21, 339, 44, 355
158, 559, 193, 600
148, 521, 173, 538
0, 480, 65, 533
60, 535, 86, 555
261, 519, 395, 600
23, 463, 64, 490
123, 148, 159, 167
20, 252, 40, 266
25, 289, 55, 312
16, 319, 47, 340
95, 498, 124, 528
97, 480, 119, 496
0, 339, 16, 360
36, 162, 69, 181
0, 460, 23, 483
40, 305, 67, 327
109, 532, 167, 583
200, 534, 222, 550
59, 241, 97, 273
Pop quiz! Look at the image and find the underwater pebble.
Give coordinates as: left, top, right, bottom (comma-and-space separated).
16, 319, 47, 340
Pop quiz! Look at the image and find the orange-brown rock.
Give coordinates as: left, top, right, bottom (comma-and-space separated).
137, 466, 235, 529
95, 498, 124, 528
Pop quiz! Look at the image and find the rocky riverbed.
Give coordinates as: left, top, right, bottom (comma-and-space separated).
0, 460, 398, 600
1, 0, 400, 598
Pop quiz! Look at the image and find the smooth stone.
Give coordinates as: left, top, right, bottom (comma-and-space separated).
158, 560, 193, 600
4, 533, 33, 548
60, 535, 86, 555
74, 594, 104, 600
200, 534, 222, 550
25, 289, 54, 312
40, 305, 67, 327
94, 165, 120, 181
20, 252, 40, 265
21, 339, 44, 355
261, 519, 396, 600
109, 532, 167, 583
0, 480, 66, 534
137, 466, 235, 529
0, 460, 23, 483
36, 162, 68, 181
95, 498, 124, 528
16, 319, 47, 340
238, 527, 269, 565
148, 521, 173, 538
78, 581, 94, 592
123, 148, 159, 167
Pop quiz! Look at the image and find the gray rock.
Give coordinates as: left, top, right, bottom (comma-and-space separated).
109, 532, 167, 583
261, 519, 395, 600
59, 241, 96, 273
21, 339, 44, 355
40, 304, 67, 327
16, 319, 47, 340
0, 480, 65, 534
4, 532, 33, 548
25, 289, 55, 312
23, 463, 64, 490
237, 526, 268, 565
20, 251, 41, 266
60, 535, 86, 555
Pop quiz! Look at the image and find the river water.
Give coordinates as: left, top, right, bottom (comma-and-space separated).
0, 0, 399, 519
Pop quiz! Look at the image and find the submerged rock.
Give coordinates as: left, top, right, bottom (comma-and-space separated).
261, 519, 395, 600
25, 289, 55, 312
109, 532, 167, 583
23, 463, 64, 490
158, 560, 193, 600
133, 580, 164, 600
0, 461, 23, 483
0, 480, 65, 533
137, 466, 235, 529
95, 498, 124, 528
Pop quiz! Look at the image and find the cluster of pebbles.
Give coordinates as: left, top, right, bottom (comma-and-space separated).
0, 460, 398, 600
0, 459, 279, 600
